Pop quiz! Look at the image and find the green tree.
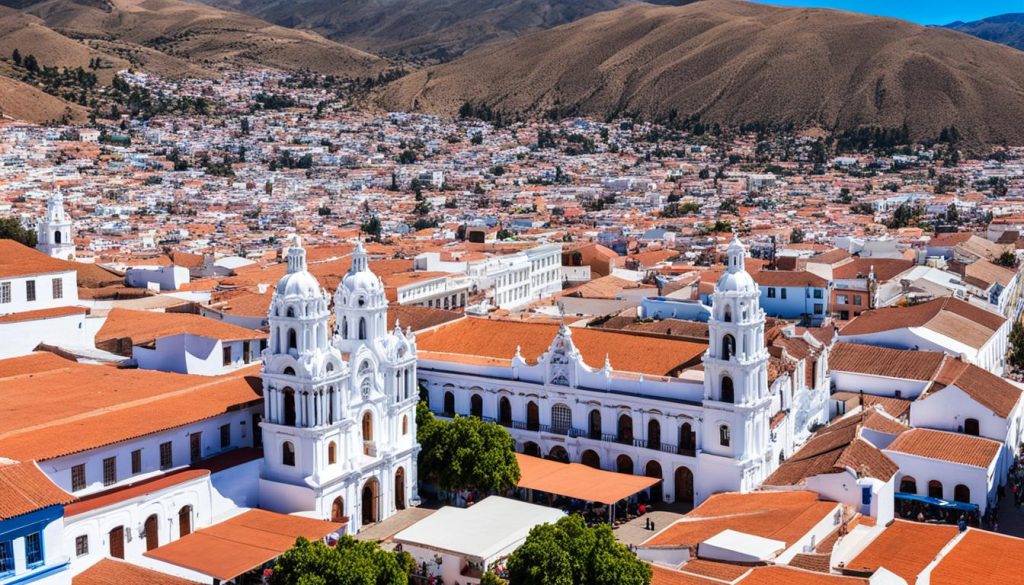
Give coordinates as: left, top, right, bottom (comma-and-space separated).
996, 250, 1019, 269
11, 48, 20, 66
482, 572, 508, 585
0, 217, 37, 247
506, 515, 651, 585
790, 228, 805, 244
398, 149, 417, 164
1009, 319, 1024, 372
23, 54, 37, 74
270, 536, 409, 585
418, 413, 520, 494
361, 216, 383, 241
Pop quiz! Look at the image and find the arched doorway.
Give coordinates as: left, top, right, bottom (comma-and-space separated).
722, 334, 736, 360
617, 414, 633, 444
616, 454, 634, 475
928, 480, 943, 499
331, 496, 345, 522
581, 450, 600, 469
108, 526, 124, 559
470, 394, 483, 417
954, 484, 970, 503
679, 423, 695, 455
548, 446, 570, 463
645, 461, 663, 503
964, 418, 980, 436
395, 468, 406, 511
721, 376, 735, 403
675, 466, 694, 505
900, 476, 917, 494
526, 401, 540, 431
144, 514, 159, 551
178, 505, 192, 538
443, 391, 455, 416
589, 409, 602, 439
523, 442, 541, 457
362, 478, 380, 526
498, 396, 512, 425
54, 230, 62, 244
647, 419, 661, 450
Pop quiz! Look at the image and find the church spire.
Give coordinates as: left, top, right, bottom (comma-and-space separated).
726, 233, 745, 274
286, 235, 307, 274
351, 238, 368, 273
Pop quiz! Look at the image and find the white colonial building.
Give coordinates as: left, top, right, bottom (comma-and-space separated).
36, 191, 75, 261
417, 236, 823, 506
258, 239, 419, 532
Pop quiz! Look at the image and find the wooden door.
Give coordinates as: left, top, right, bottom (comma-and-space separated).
109, 526, 124, 559
178, 506, 192, 538
144, 515, 159, 551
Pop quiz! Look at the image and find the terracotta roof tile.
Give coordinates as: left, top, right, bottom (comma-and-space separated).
930, 529, 1024, 585
417, 318, 707, 377
74, 559, 201, 585
650, 565, 726, 585
839, 297, 1004, 349
387, 305, 463, 333
846, 520, 957, 582
884, 428, 1001, 468
753, 270, 829, 288
829, 343, 945, 381
922, 360, 1022, 419
97, 308, 267, 348
0, 460, 73, 520
738, 566, 866, 584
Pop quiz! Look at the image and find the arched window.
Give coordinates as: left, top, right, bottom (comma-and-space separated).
647, 419, 661, 450
616, 454, 634, 475
342, 317, 348, 338
286, 307, 295, 318
287, 328, 298, 351
402, 415, 409, 435
358, 317, 366, 340
581, 450, 600, 469
928, 480, 943, 499
443, 391, 455, 416
526, 401, 540, 431
548, 446, 569, 463
617, 414, 633, 444
679, 423, 695, 454
722, 334, 735, 360
551, 404, 572, 435
954, 484, 970, 503
328, 442, 337, 465
589, 409, 602, 440
498, 396, 512, 426
470, 394, 483, 418
723, 305, 732, 322
900, 476, 917, 494
721, 375, 735, 404
283, 389, 296, 426
719, 424, 731, 447
282, 441, 295, 466
362, 412, 373, 444
964, 418, 980, 436
54, 230, 62, 244
523, 441, 541, 457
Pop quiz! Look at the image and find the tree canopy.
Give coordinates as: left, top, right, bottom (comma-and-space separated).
0, 217, 37, 247
506, 515, 651, 585
270, 536, 413, 585
417, 404, 520, 494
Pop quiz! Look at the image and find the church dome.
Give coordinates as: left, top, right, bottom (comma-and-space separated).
275, 236, 322, 298
716, 269, 756, 293
339, 240, 383, 298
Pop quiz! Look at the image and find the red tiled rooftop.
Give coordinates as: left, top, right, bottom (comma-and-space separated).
846, 520, 957, 582
0, 460, 73, 520
74, 558, 201, 585
884, 428, 1001, 469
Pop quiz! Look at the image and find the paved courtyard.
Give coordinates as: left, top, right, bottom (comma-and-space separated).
356, 505, 439, 543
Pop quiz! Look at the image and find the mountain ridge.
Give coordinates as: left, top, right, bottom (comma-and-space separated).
378, 0, 1024, 144
944, 12, 1024, 51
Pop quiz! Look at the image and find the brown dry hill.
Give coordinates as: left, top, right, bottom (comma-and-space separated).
16, 0, 387, 77
202, 0, 698, 62
379, 0, 1024, 144
0, 75, 86, 122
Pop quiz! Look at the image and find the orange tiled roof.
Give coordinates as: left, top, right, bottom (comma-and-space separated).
643, 491, 837, 549
416, 317, 707, 377
930, 529, 1024, 585
738, 566, 866, 584
884, 428, 1001, 468
0, 460, 73, 520
921, 358, 1022, 418
0, 305, 86, 324
829, 343, 945, 381
96, 308, 267, 346
0, 353, 262, 461
650, 564, 728, 585
839, 297, 1004, 349
846, 520, 957, 582
73, 558, 202, 585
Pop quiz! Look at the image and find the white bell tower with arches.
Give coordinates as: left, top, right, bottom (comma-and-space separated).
258, 237, 419, 534
699, 235, 774, 493
37, 190, 75, 260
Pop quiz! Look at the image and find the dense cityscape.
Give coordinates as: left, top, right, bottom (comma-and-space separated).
2, 5, 1024, 585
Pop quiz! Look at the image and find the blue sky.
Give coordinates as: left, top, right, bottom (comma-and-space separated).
749, 0, 1021, 25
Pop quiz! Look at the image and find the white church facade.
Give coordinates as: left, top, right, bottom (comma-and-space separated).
258, 239, 420, 533
417, 236, 829, 506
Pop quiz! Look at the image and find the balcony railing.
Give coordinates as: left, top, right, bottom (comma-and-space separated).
442, 409, 700, 457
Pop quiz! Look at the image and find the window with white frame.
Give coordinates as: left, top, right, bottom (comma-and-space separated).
25, 532, 42, 567
0, 282, 9, 304
52, 278, 63, 299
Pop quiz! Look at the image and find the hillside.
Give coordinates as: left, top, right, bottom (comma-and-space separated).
379, 0, 1024, 144
945, 13, 1024, 51
200, 0, 698, 61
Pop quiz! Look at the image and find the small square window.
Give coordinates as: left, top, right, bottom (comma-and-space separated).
52, 278, 63, 299
25, 532, 42, 567
75, 535, 89, 557
26, 280, 36, 302
71, 464, 86, 492
0, 282, 10, 304
102, 457, 117, 487
131, 449, 142, 475
160, 442, 173, 470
